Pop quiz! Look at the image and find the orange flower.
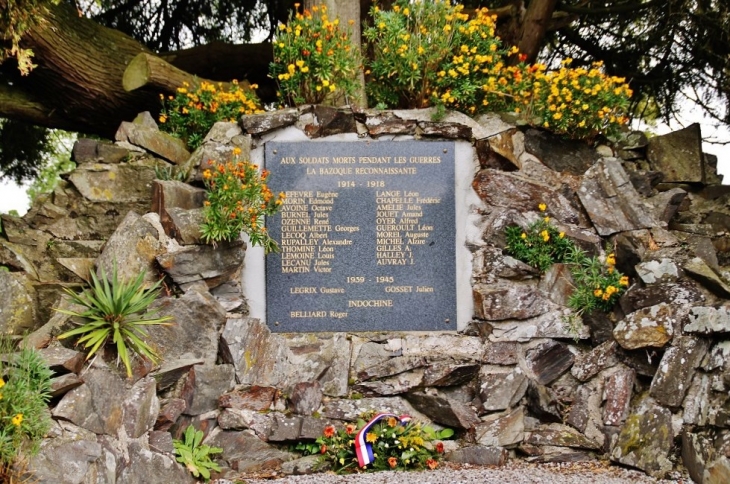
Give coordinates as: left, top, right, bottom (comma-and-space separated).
426, 458, 438, 469
435, 442, 444, 453
345, 424, 357, 435
320, 444, 327, 454
388, 457, 398, 468
323, 425, 336, 438
387, 417, 397, 428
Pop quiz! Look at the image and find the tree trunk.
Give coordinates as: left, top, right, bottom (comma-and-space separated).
0, 2, 276, 138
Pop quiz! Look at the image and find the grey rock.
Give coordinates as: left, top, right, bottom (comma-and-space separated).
684, 257, 730, 298
571, 341, 619, 382
156, 398, 187, 431
686, 306, 730, 334
225, 318, 350, 397
289, 381, 323, 416
479, 365, 528, 411
147, 287, 227, 364
405, 391, 481, 429
69, 162, 157, 203
681, 430, 713, 484
472, 169, 583, 226
646, 188, 686, 224
446, 446, 508, 466
422, 360, 481, 387
483, 342, 521, 365
240, 109, 299, 135
96, 210, 165, 286
622, 281, 705, 312
53, 366, 127, 435
683, 373, 711, 425
526, 381, 562, 423
538, 263, 575, 306
123, 377, 160, 438
50, 373, 84, 398
355, 369, 425, 396
525, 423, 601, 450
475, 407, 525, 447
647, 123, 704, 183
577, 157, 659, 236
151, 358, 204, 391
151, 180, 206, 242
220, 386, 278, 412
115, 121, 191, 165
611, 398, 674, 477
705, 456, 730, 484
635, 258, 679, 284
603, 366, 635, 426
156, 240, 245, 289
524, 340, 574, 385
149, 430, 175, 454
472, 247, 538, 282
26, 433, 103, 484
650, 336, 709, 407
567, 380, 603, 434
118, 440, 195, 484
182, 364, 235, 415
320, 397, 432, 425
524, 128, 600, 175
73, 138, 129, 164
210, 428, 296, 473
488, 310, 589, 342
613, 303, 676, 350
0, 271, 37, 334
280, 455, 324, 475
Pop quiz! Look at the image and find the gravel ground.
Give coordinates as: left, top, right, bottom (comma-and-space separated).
234, 462, 690, 484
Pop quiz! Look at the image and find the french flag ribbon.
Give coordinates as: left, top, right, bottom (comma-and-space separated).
354, 413, 412, 467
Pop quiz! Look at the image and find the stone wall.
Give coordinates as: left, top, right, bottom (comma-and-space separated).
1, 106, 730, 483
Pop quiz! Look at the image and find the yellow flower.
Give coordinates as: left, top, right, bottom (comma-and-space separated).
0, 377, 4, 389
366, 432, 377, 443
540, 230, 550, 242
322, 80, 330, 87
301, 66, 309, 73
159, 115, 167, 124
544, 216, 550, 223
538, 203, 547, 212
559, 232, 565, 239
521, 233, 527, 239
232, 147, 242, 156
11, 414, 23, 427
619, 276, 629, 286
594, 288, 603, 297
606, 253, 616, 266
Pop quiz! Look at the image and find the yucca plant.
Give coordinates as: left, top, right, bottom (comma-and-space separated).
55, 263, 172, 377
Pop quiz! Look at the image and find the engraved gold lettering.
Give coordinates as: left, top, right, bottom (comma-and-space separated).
348, 299, 394, 307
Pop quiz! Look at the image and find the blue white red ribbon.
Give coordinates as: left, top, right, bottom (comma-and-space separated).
354, 413, 411, 467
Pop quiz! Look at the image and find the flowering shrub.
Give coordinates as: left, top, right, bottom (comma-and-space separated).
159, 80, 262, 150
504, 204, 629, 316
504, 203, 577, 273
200, 148, 285, 252
568, 251, 630, 314
364, 0, 632, 140
271, 4, 361, 106
304, 415, 452, 474
0, 338, 53, 478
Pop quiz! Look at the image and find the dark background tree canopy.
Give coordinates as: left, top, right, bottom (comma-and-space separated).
1, 0, 729, 182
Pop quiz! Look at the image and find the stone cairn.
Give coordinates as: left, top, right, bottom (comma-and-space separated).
1, 106, 729, 483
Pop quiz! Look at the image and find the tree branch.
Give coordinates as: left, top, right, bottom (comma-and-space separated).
557, 0, 662, 15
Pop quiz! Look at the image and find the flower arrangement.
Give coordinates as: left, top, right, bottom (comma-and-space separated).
199, 148, 285, 252
364, 0, 632, 140
159, 80, 262, 150
0, 338, 53, 479
504, 204, 629, 316
270, 3, 361, 106
310, 413, 452, 474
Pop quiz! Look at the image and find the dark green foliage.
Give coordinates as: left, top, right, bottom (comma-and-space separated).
0, 119, 53, 184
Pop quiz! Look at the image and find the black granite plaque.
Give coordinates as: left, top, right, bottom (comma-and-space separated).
264, 141, 455, 332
